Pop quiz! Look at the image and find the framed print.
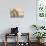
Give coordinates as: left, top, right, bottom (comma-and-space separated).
37, 0, 46, 18
36, 0, 46, 26
10, 8, 24, 17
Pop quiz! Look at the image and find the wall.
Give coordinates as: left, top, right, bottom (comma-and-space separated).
0, 0, 36, 42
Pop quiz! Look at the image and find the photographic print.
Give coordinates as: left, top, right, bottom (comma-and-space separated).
10, 8, 24, 17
